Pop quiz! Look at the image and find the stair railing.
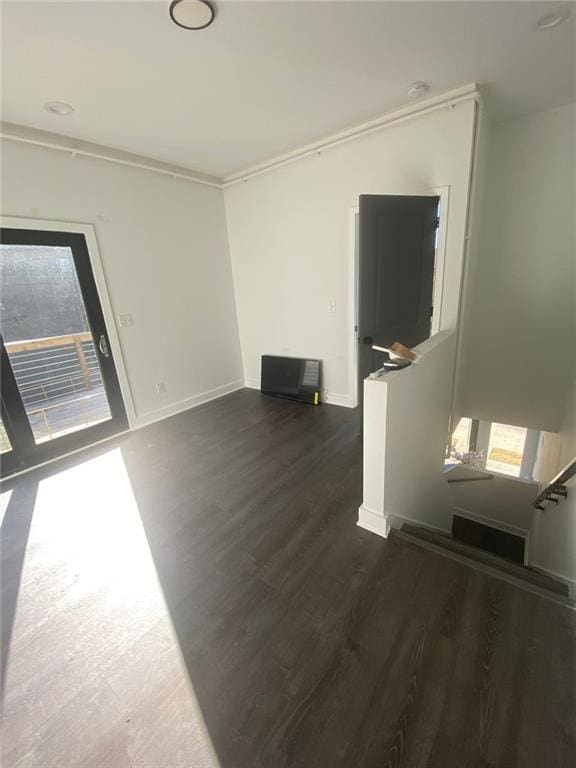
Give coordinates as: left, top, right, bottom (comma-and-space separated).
533, 456, 576, 510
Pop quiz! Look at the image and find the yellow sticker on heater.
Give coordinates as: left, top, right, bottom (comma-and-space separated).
314, 392, 319, 405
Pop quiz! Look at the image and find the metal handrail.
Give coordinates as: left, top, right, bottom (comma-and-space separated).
533, 456, 576, 510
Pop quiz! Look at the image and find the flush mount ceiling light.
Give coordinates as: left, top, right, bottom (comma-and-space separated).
536, 8, 570, 29
169, 0, 215, 30
407, 82, 430, 99
44, 101, 74, 116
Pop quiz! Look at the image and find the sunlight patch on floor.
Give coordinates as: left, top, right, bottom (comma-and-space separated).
2, 448, 220, 768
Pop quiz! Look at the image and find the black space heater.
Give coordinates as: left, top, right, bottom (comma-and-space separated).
260, 355, 322, 405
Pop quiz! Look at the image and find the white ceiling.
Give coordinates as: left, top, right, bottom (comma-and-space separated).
1, 1, 575, 178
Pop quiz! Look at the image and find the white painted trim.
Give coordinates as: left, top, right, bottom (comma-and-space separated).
0, 215, 138, 428
2, 86, 480, 192
357, 505, 391, 538
324, 392, 354, 409
0, 122, 222, 188
224, 85, 480, 185
453, 505, 530, 540
246, 377, 352, 408
387, 513, 452, 537
133, 379, 244, 429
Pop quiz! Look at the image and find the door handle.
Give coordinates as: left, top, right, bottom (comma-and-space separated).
362, 336, 374, 344
98, 334, 110, 358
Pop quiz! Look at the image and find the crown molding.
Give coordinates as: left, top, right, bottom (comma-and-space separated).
0, 122, 223, 188
223, 83, 481, 187
1, 84, 481, 192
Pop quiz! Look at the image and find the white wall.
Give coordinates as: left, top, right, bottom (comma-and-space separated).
224, 99, 477, 404
359, 331, 456, 537
1, 140, 243, 426
458, 103, 575, 433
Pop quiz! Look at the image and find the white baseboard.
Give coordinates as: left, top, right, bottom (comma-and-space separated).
388, 513, 452, 537
357, 505, 391, 538
358, 506, 451, 542
134, 379, 245, 429
324, 391, 355, 408
245, 378, 354, 409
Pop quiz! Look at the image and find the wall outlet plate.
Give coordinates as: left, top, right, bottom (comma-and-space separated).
119, 313, 134, 327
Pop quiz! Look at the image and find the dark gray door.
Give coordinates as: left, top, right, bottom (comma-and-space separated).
358, 194, 439, 416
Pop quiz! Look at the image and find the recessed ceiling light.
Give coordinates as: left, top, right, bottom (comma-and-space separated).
536, 8, 570, 29
169, 0, 215, 30
45, 101, 74, 116
407, 82, 430, 99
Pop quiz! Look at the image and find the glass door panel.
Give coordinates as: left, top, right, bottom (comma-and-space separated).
1, 244, 112, 444
0, 228, 127, 477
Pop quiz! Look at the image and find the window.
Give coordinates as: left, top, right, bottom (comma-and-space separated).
485, 423, 527, 478
447, 416, 546, 480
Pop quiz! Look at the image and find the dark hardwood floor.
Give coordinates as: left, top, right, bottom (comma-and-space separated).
1, 389, 575, 767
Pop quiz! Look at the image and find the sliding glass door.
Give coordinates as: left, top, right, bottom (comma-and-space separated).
0, 228, 128, 477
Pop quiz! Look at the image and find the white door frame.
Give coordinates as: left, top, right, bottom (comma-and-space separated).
348, 185, 450, 408
0, 215, 137, 427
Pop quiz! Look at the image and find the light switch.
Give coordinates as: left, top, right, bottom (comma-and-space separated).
119, 313, 134, 327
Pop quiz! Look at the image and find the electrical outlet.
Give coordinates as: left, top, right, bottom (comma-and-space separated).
155, 381, 166, 396
329, 300, 336, 313
118, 313, 134, 328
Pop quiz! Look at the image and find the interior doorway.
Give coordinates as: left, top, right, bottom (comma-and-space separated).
349, 187, 448, 412
0, 226, 128, 477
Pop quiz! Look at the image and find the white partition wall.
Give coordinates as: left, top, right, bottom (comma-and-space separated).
358, 332, 456, 536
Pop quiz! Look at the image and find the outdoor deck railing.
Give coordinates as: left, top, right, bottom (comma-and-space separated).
5, 332, 109, 441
